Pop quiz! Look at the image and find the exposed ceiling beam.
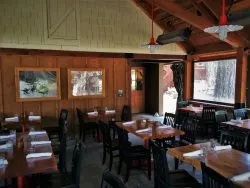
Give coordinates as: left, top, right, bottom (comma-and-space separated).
132, 0, 194, 54
153, 0, 246, 48
200, 0, 220, 19
231, 0, 250, 12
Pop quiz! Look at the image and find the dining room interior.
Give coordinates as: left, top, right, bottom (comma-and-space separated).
0, 0, 250, 187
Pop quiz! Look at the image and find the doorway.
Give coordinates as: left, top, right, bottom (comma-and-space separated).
131, 67, 145, 113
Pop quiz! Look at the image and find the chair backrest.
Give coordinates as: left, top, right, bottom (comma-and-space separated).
177, 100, 189, 108
59, 109, 69, 121
151, 140, 170, 187
201, 162, 233, 188
202, 106, 216, 122
100, 169, 125, 188
116, 126, 130, 152
76, 108, 85, 126
59, 121, 67, 173
180, 117, 197, 144
215, 110, 228, 124
220, 130, 249, 152
233, 108, 248, 120
163, 113, 175, 127
121, 105, 132, 121
71, 140, 83, 188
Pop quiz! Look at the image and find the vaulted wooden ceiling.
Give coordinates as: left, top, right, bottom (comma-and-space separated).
133, 0, 250, 54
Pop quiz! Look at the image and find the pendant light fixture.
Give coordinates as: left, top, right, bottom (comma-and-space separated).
204, 0, 243, 41
142, 0, 160, 53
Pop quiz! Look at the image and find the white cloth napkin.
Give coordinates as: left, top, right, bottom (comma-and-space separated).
0, 134, 15, 139
183, 145, 232, 157
28, 131, 46, 136
5, 117, 19, 122
231, 172, 250, 181
28, 116, 41, 121
136, 127, 152, 133
158, 125, 172, 129
123, 121, 136, 126
0, 144, 8, 150
31, 141, 51, 146
183, 150, 202, 157
214, 145, 232, 151
26, 152, 52, 159
230, 119, 243, 124
0, 160, 8, 165
87, 112, 98, 115
105, 110, 116, 114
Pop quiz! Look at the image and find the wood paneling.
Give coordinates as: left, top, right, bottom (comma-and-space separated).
0, 52, 130, 128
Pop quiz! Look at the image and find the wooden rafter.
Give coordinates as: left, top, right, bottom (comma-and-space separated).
132, 0, 194, 54
153, 0, 246, 48
231, 0, 250, 12
200, 0, 220, 19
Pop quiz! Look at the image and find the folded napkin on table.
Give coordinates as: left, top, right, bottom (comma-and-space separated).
0, 144, 9, 150
28, 116, 41, 121
123, 121, 136, 126
136, 127, 152, 133
28, 131, 46, 136
183, 145, 232, 157
0, 160, 8, 165
87, 112, 98, 115
231, 172, 250, 181
105, 110, 116, 114
31, 141, 51, 146
214, 145, 232, 151
230, 119, 243, 124
26, 152, 52, 159
0, 134, 15, 139
5, 117, 19, 123
158, 125, 172, 129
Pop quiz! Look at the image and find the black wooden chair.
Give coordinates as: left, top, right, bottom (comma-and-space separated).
151, 140, 201, 188
99, 122, 119, 170
215, 110, 228, 141
117, 126, 151, 182
198, 106, 217, 138
220, 130, 249, 152
76, 108, 97, 142
163, 113, 176, 127
100, 169, 125, 188
233, 108, 248, 120
121, 105, 132, 121
201, 162, 233, 188
41, 140, 83, 188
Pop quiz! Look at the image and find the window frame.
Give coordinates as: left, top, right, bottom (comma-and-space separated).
191, 58, 237, 106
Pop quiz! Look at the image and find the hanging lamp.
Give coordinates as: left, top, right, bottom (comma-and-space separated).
142, 0, 160, 53
204, 0, 243, 41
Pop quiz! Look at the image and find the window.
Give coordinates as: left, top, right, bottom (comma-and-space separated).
193, 59, 236, 104
131, 68, 144, 91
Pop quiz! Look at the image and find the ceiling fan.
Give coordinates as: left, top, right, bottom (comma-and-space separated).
204, 0, 243, 41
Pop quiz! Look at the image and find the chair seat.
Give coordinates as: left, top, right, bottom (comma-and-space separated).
41, 172, 75, 188
105, 139, 120, 151
169, 169, 201, 188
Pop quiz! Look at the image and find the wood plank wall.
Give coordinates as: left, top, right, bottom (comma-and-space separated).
0, 54, 130, 127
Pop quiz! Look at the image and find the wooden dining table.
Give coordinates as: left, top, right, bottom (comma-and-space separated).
116, 120, 185, 141
221, 119, 250, 131
86, 110, 117, 122
177, 106, 203, 115
167, 143, 250, 188
0, 132, 57, 179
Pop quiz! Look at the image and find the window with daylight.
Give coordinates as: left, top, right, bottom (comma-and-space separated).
193, 59, 236, 104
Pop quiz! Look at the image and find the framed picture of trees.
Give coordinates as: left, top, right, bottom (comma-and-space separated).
15, 67, 61, 102
67, 68, 105, 99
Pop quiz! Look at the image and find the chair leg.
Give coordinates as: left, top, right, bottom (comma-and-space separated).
125, 161, 132, 182
147, 158, 151, 180
174, 158, 179, 170
118, 157, 123, 174
109, 152, 113, 171
102, 147, 106, 165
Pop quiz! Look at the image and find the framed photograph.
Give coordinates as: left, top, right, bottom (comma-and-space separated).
15, 67, 61, 102
68, 68, 105, 99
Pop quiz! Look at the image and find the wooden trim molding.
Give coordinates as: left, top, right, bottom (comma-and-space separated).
183, 56, 192, 100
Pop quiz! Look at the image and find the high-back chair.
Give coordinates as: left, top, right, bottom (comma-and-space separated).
220, 130, 249, 152
151, 140, 201, 188
199, 106, 217, 138
215, 110, 228, 140
201, 162, 233, 188
180, 117, 197, 145
100, 169, 125, 188
233, 108, 248, 120
163, 113, 176, 127
121, 105, 132, 121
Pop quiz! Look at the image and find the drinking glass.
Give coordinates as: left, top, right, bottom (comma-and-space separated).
210, 139, 216, 151
236, 117, 242, 121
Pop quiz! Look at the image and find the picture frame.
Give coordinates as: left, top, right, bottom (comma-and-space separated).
67, 68, 105, 99
15, 67, 61, 102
